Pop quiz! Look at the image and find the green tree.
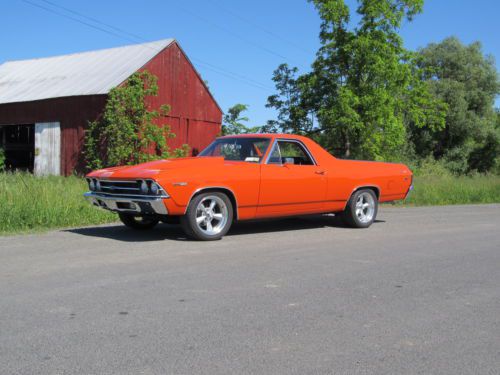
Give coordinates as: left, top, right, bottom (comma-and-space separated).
267, 0, 446, 161
84, 71, 188, 170
263, 64, 314, 134
413, 37, 500, 173
222, 104, 260, 135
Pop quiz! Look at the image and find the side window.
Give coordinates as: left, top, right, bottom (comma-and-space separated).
267, 141, 314, 165
268, 142, 282, 164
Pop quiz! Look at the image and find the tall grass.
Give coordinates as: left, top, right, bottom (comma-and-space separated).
403, 174, 500, 206
0, 172, 115, 235
0, 170, 499, 236
398, 158, 500, 206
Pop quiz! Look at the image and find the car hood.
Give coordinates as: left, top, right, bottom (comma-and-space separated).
86, 157, 225, 179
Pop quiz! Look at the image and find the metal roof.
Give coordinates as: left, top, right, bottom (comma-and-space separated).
0, 39, 174, 105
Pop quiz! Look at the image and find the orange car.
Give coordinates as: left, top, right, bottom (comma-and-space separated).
85, 134, 413, 240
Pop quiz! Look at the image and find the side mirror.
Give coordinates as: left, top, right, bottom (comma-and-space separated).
283, 157, 294, 165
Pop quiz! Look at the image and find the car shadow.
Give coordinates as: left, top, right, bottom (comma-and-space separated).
66, 215, 385, 243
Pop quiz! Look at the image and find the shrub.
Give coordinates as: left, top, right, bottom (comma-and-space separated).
84, 70, 189, 170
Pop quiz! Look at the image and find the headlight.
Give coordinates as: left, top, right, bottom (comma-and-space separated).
95, 180, 101, 191
150, 182, 159, 195
89, 179, 95, 191
140, 180, 148, 194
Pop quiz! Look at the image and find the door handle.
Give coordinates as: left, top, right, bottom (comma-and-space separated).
315, 170, 326, 175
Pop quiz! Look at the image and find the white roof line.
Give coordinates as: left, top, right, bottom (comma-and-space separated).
0, 39, 174, 104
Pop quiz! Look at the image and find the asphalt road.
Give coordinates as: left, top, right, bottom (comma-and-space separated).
1, 205, 499, 375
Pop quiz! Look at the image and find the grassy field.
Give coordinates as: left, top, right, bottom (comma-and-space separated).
0, 172, 499, 235
0, 173, 115, 236
394, 174, 500, 206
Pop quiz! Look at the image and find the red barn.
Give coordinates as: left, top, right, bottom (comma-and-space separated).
0, 39, 222, 175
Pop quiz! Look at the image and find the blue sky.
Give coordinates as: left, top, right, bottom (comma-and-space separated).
1, 0, 499, 126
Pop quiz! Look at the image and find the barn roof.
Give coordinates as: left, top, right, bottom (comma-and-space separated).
0, 39, 175, 105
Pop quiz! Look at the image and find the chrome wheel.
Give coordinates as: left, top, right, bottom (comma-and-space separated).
355, 192, 375, 223
195, 195, 229, 236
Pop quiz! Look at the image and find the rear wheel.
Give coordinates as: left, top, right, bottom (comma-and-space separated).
118, 213, 159, 230
181, 192, 233, 241
342, 189, 378, 228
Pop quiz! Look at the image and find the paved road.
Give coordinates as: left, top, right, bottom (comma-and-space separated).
1, 205, 499, 375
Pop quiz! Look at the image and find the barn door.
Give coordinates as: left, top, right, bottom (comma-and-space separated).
34, 122, 61, 176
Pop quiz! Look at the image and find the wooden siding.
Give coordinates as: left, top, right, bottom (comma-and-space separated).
142, 42, 222, 153
0, 95, 107, 175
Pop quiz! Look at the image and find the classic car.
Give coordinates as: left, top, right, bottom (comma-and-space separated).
84, 134, 413, 240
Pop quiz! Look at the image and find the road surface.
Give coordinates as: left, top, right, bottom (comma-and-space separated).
1, 205, 499, 374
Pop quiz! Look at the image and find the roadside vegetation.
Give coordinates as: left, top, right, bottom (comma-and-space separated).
0, 173, 115, 236
407, 174, 500, 206
1, 167, 498, 236
396, 160, 500, 206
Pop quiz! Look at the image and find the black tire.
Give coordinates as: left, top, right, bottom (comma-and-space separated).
342, 189, 378, 228
118, 213, 159, 230
181, 192, 234, 241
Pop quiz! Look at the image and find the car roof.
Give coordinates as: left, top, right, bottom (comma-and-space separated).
217, 133, 305, 140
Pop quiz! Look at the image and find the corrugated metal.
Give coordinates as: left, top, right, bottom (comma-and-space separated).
0, 39, 174, 104
34, 122, 60, 175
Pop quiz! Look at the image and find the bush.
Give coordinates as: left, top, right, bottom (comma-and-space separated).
84, 70, 188, 170
413, 157, 452, 177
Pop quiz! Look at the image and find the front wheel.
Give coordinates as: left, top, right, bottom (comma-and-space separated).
118, 213, 159, 230
181, 192, 233, 241
342, 189, 378, 228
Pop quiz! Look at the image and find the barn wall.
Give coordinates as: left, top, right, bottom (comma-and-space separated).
0, 95, 107, 175
142, 42, 222, 154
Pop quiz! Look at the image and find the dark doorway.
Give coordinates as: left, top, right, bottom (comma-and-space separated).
0, 124, 35, 172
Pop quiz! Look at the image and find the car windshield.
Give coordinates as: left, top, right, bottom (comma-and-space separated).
199, 137, 271, 163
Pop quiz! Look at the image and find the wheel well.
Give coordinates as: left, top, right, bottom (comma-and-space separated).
191, 188, 238, 220
352, 186, 380, 200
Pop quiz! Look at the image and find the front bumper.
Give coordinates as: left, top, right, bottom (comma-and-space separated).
84, 192, 168, 215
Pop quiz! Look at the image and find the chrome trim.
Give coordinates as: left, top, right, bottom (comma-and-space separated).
84, 192, 168, 215
101, 186, 140, 190
264, 138, 317, 166
95, 179, 142, 183
184, 186, 239, 219
86, 178, 169, 198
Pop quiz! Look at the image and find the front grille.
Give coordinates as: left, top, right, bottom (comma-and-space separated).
86, 178, 168, 198
99, 180, 141, 195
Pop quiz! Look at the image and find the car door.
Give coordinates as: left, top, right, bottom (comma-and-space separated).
256, 139, 327, 216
